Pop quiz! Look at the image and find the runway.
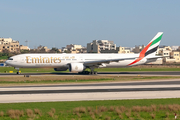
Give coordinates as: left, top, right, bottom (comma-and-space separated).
1, 79, 180, 103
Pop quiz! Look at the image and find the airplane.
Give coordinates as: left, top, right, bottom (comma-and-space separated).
5, 32, 163, 75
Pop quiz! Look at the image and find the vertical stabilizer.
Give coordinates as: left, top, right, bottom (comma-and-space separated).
144, 32, 163, 57
128, 32, 163, 66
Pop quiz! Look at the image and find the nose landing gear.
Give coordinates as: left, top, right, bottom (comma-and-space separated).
15, 67, 20, 74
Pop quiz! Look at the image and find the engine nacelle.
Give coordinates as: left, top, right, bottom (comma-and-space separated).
69, 63, 85, 72
54, 67, 68, 71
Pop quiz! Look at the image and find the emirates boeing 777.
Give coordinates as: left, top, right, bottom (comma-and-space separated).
5, 32, 163, 74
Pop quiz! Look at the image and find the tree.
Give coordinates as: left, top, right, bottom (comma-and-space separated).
64, 50, 71, 53
20, 50, 30, 54
50, 47, 60, 53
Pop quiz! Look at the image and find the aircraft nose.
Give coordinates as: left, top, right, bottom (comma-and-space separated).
5, 60, 8, 65
5, 60, 11, 66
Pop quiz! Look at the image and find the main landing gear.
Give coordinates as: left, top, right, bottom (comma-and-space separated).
78, 67, 97, 75
78, 71, 97, 75
15, 67, 20, 74
89, 67, 97, 75
90, 71, 97, 75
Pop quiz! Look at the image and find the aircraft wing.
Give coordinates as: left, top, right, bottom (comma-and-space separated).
83, 57, 137, 67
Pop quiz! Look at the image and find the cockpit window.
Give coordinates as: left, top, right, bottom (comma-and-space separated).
8, 58, 13, 60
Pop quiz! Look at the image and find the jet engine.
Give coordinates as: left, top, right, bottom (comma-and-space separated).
69, 63, 85, 72
54, 67, 68, 71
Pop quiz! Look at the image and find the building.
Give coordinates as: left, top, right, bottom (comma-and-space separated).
171, 51, 180, 62
121, 47, 132, 54
101, 46, 133, 54
66, 44, 82, 50
62, 44, 86, 53
132, 45, 145, 53
0, 38, 20, 53
158, 46, 172, 56
19, 45, 30, 50
178, 46, 180, 51
66, 44, 86, 53
87, 40, 116, 53
157, 46, 177, 63
171, 46, 179, 51
61, 47, 68, 53
80, 47, 87, 53
34, 46, 50, 52
58, 49, 62, 53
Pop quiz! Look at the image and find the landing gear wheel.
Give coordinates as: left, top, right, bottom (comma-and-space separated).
78, 71, 90, 75
88, 72, 97, 75
85, 71, 90, 74
15, 67, 20, 75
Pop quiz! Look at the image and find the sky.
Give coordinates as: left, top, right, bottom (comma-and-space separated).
0, 0, 180, 49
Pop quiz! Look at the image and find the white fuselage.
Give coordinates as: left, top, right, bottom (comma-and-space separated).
5, 53, 147, 69
5, 32, 163, 73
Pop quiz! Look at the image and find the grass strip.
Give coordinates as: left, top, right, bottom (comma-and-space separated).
0, 56, 8, 60
0, 98, 180, 119
0, 76, 179, 85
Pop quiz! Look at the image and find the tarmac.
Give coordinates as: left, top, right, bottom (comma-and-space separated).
1, 79, 180, 103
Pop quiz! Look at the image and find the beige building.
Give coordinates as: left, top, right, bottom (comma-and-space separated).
37, 46, 50, 52
157, 46, 180, 63
164, 57, 176, 63
87, 40, 116, 53
101, 47, 132, 54
19, 45, 30, 50
158, 46, 172, 60
58, 49, 62, 53
62, 44, 86, 53
132, 45, 145, 53
65, 47, 87, 54
0, 38, 20, 53
66, 44, 82, 50
171, 51, 180, 62
118, 47, 132, 54
70, 49, 79, 54
0, 38, 12, 44
158, 46, 172, 55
